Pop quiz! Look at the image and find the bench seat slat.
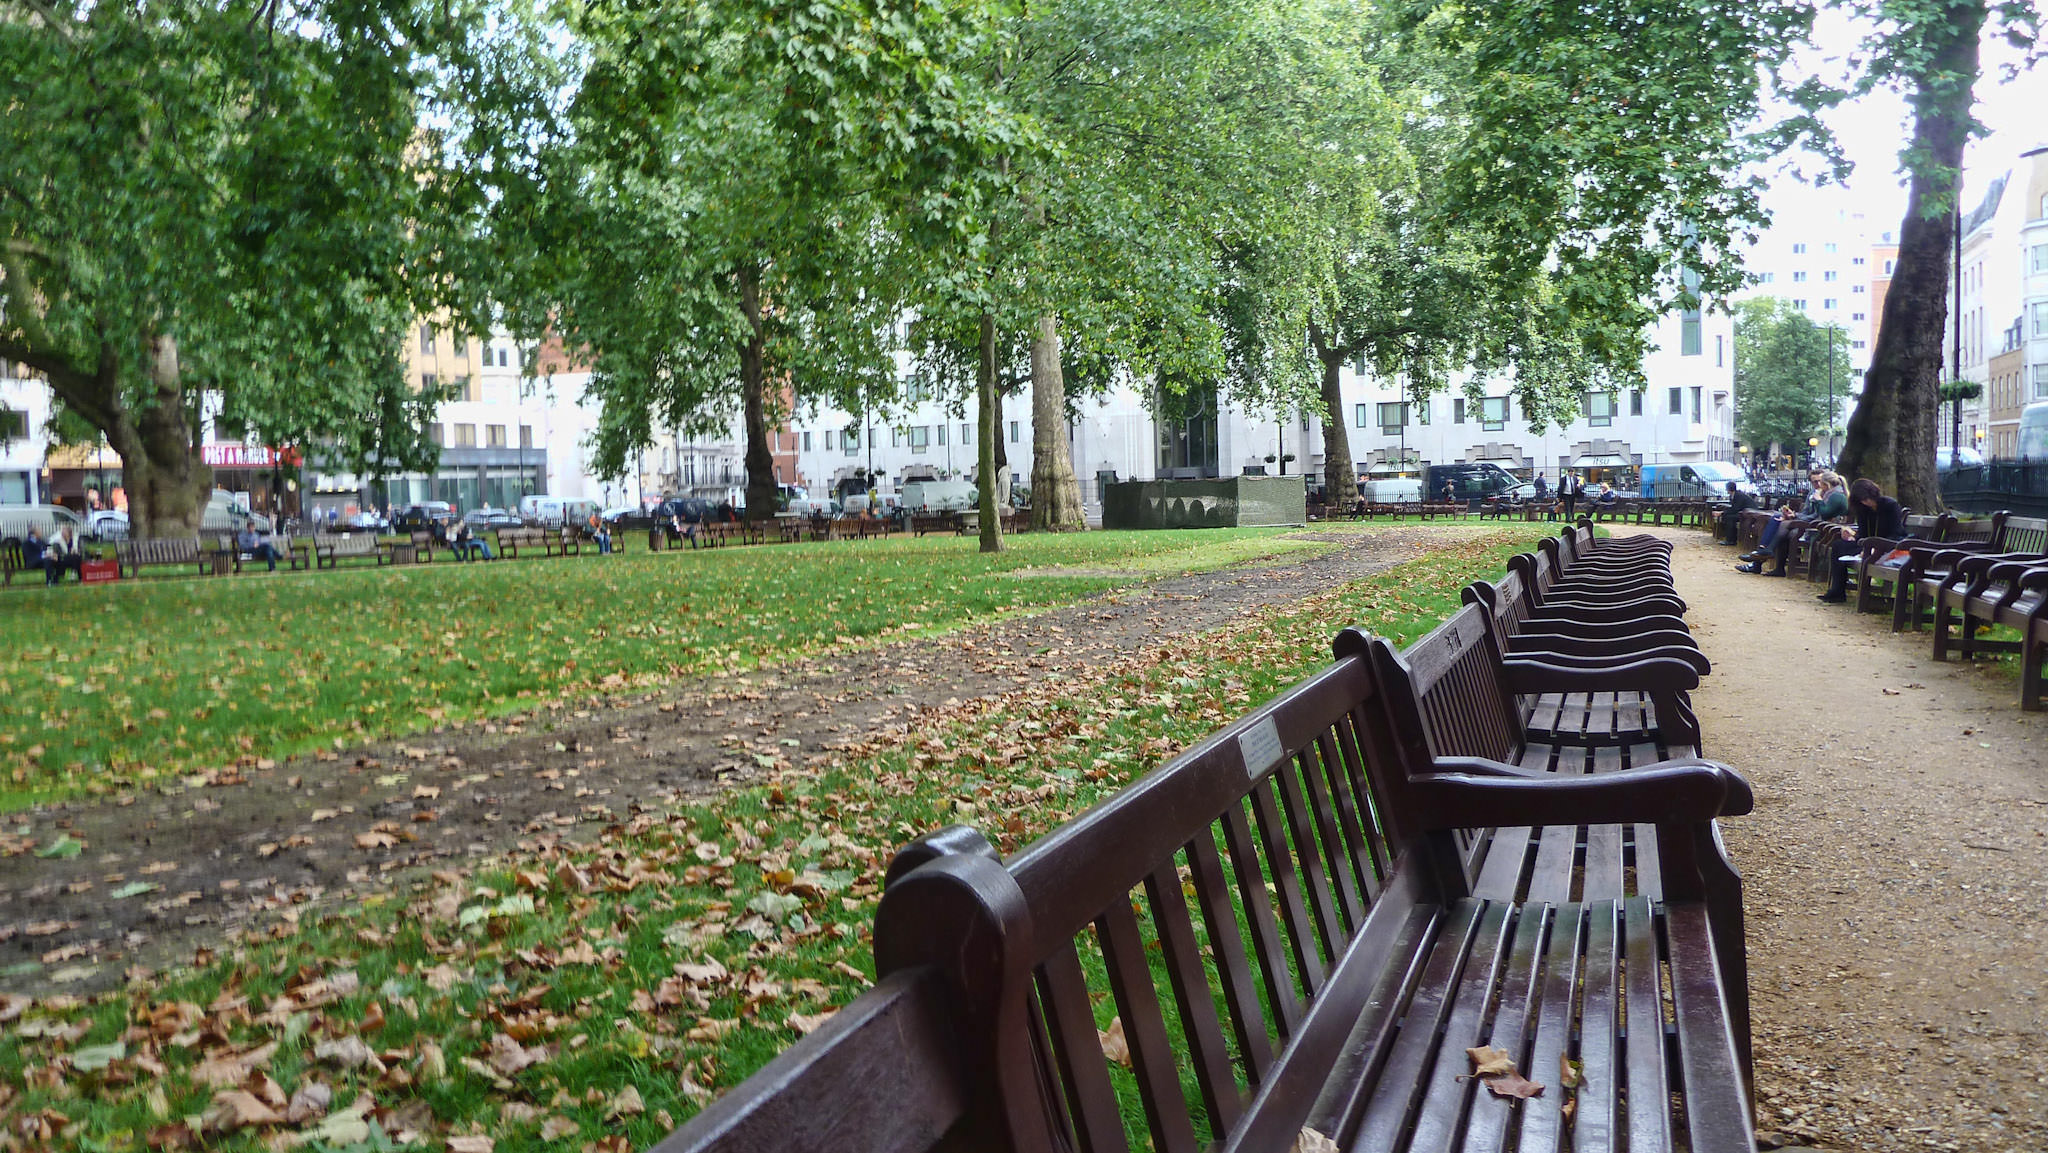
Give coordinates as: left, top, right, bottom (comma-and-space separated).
1514, 902, 1584, 1153
1407, 901, 1516, 1151
1622, 896, 1672, 1151
1350, 900, 1487, 1150
1460, 905, 1550, 1153
1665, 905, 1758, 1153
1575, 901, 1622, 1149
1471, 827, 1532, 901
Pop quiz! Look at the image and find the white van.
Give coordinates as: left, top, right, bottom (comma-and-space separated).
1360, 478, 1422, 503
899, 480, 978, 513
518, 496, 599, 528
0, 504, 89, 541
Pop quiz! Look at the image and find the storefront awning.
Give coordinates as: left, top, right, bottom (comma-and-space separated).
45, 444, 122, 471
1573, 454, 1631, 469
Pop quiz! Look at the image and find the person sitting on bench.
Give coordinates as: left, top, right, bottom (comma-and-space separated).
1740, 471, 1846, 575
1739, 469, 1824, 561
43, 525, 84, 585
1818, 477, 1906, 604
237, 525, 282, 572
1717, 480, 1757, 544
451, 521, 493, 561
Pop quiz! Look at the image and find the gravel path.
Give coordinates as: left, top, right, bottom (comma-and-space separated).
1660, 527, 2048, 1152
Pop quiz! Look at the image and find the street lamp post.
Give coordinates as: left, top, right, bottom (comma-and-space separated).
1825, 324, 1835, 465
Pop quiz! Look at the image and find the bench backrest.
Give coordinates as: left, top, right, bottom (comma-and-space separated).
124, 537, 201, 563
326, 533, 379, 554
666, 650, 1435, 1153
1950, 511, 2006, 547
1999, 515, 2048, 556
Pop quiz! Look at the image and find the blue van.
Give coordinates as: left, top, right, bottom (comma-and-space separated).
1639, 461, 1753, 502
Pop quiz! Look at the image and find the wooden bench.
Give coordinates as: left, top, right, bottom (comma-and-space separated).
910, 512, 964, 537
313, 533, 392, 569
1928, 554, 2048, 709
1895, 514, 2046, 632
118, 537, 212, 579
212, 532, 308, 574
545, 528, 581, 558
495, 527, 546, 559
655, 608, 1754, 1153
1, 539, 26, 586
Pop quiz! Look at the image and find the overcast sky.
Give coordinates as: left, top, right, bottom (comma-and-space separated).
1762, 9, 2046, 229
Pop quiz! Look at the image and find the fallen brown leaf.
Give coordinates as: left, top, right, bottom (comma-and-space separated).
1484, 1072, 1545, 1100
1098, 1017, 1130, 1067
209, 1089, 283, 1130
1466, 1046, 1517, 1078
447, 1137, 494, 1153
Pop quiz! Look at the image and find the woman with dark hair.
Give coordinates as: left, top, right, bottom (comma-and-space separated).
1818, 478, 1906, 603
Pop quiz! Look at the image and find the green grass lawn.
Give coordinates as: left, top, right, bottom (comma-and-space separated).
0, 527, 1362, 808
0, 525, 1551, 1153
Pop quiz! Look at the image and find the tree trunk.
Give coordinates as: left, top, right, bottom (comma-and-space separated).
737, 264, 779, 521
1029, 314, 1085, 531
1835, 0, 1981, 512
101, 335, 211, 538
976, 310, 1004, 553
1308, 322, 1360, 512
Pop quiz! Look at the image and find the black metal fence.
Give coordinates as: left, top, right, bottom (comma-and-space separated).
1941, 463, 2048, 518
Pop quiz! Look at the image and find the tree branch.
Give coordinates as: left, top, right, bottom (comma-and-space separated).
18, 0, 75, 41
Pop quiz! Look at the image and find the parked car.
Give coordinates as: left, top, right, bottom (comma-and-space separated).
87, 509, 130, 541
394, 502, 456, 531
0, 504, 90, 543
463, 506, 521, 529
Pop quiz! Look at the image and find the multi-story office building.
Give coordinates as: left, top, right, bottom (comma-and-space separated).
0, 369, 53, 505
2021, 145, 2048, 423
1735, 191, 1881, 376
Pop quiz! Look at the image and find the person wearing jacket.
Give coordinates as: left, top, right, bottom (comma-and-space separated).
1718, 481, 1757, 545
43, 525, 84, 585
1818, 478, 1907, 603
1740, 472, 1847, 575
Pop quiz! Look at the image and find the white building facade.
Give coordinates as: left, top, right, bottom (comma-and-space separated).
1734, 190, 1881, 377
0, 371, 54, 505
779, 307, 1734, 508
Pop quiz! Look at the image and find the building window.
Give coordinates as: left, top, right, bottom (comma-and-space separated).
1852, 339, 1867, 350
2031, 245, 2048, 276
844, 427, 860, 454
802, 430, 812, 451
2034, 366, 2048, 402
460, 375, 478, 402
428, 423, 444, 446
1479, 397, 1508, 432
419, 325, 435, 355
1758, 272, 1775, 284
1715, 334, 1726, 367
1852, 256, 1866, 266
1823, 298, 1838, 310
1009, 420, 1019, 443
1355, 403, 1371, 428
891, 427, 901, 448
1824, 242, 1838, 253
1691, 387, 1703, 423
1453, 398, 1467, 424
960, 423, 971, 446
1884, 259, 1895, 275
421, 372, 437, 390
454, 424, 477, 448
1823, 270, 1838, 282
1792, 298, 1807, 310
1669, 387, 1684, 415
2033, 302, 2048, 339
909, 426, 930, 452
1852, 312, 1866, 321
453, 333, 467, 356
1792, 270, 1808, 283
824, 430, 834, 450
1585, 391, 1615, 427
520, 425, 533, 449
1375, 402, 1407, 433
1851, 284, 1866, 294
486, 424, 506, 448
1681, 310, 1702, 356
1792, 242, 1808, 254
1414, 399, 1429, 426
936, 424, 946, 447
0, 407, 26, 442
1630, 390, 1644, 416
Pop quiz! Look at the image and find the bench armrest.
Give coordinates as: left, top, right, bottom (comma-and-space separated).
1413, 758, 1754, 825
1500, 654, 1702, 695
1987, 560, 2048, 585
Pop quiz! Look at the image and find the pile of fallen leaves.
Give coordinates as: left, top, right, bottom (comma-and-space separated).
0, 529, 1546, 1153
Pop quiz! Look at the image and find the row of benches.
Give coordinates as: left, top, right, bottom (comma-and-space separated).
652, 523, 1755, 1153
1725, 505, 2048, 710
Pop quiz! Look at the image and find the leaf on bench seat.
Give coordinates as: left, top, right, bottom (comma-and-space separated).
1464, 1045, 1544, 1099
1291, 1128, 1339, 1153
